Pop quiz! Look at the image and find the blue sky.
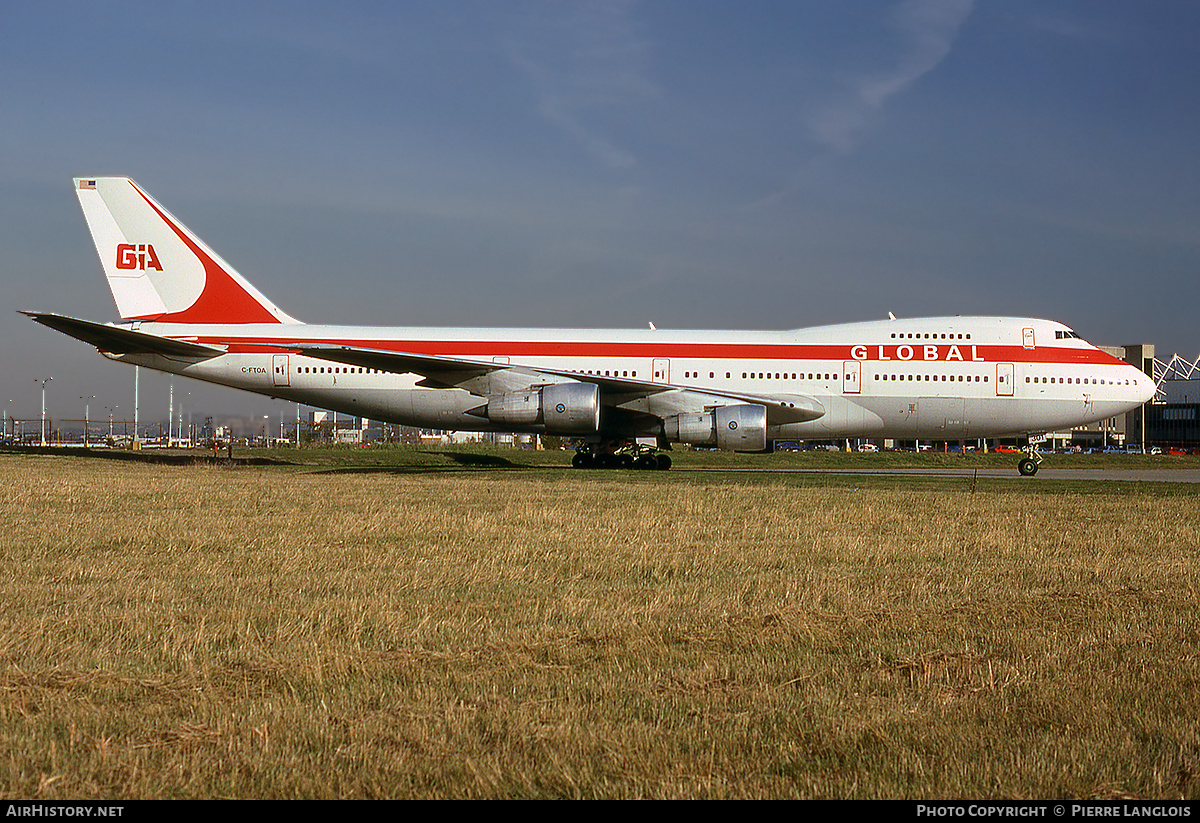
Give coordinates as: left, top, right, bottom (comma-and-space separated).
3, 1, 1198, 423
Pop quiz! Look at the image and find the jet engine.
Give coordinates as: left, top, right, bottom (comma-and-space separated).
664, 404, 767, 451
487, 382, 601, 434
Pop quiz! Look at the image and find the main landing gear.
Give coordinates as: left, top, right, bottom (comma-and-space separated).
1017, 435, 1047, 477
572, 442, 672, 471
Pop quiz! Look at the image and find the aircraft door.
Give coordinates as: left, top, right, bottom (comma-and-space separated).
996, 363, 1014, 396
1023, 328, 1036, 349
273, 354, 290, 387
652, 359, 670, 383
842, 360, 861, 394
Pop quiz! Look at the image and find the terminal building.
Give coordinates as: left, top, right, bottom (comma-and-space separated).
1134, 346, 1200, 450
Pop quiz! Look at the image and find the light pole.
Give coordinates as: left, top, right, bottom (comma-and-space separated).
106, 406, 118, 440
133, 366, 139, 447
80, 395, 94, 448
36, 377, 52, 446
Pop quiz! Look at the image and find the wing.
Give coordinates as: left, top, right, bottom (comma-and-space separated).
277, 343, 497, 388
22, 312, 225, 358
280, 343, 824, 425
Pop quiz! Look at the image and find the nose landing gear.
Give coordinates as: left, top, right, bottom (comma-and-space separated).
1017, 435, 1046, 476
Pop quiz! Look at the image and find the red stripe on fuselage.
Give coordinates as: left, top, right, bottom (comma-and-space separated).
187, 336, 1128, 366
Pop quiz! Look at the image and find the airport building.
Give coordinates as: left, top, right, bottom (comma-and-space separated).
1133, 346, 1200, 450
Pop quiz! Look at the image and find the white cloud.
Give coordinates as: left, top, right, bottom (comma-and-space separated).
506, 0, 658, 169
810, 0, 974, 152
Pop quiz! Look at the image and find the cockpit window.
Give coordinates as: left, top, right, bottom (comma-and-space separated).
1055, 330, 1082, 339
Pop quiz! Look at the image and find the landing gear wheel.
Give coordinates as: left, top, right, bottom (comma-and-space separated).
1018, 458, 1039, 477
572, 442, 671, 470
634, 454, 657, 470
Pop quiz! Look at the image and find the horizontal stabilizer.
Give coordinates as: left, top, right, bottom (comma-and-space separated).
21, 312, 224, 358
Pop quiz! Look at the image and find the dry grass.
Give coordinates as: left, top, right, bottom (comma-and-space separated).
0, 453, 1198, 798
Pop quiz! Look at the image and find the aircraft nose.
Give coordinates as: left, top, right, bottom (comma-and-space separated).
1127, 367, 1156, 405
1137, 376, 1157, 405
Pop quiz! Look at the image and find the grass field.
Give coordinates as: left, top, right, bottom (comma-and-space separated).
1, 448, 1198, 799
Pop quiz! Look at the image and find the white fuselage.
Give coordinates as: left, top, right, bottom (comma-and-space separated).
109, 315, 1154, 442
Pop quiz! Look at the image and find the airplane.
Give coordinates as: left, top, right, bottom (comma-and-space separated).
24, 177, 1155, 475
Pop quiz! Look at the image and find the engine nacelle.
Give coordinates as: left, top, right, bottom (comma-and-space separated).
664, 403, 767, 451
487, 382, 600, 434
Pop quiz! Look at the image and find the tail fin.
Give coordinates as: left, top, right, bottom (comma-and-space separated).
73, 177, 301, 324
